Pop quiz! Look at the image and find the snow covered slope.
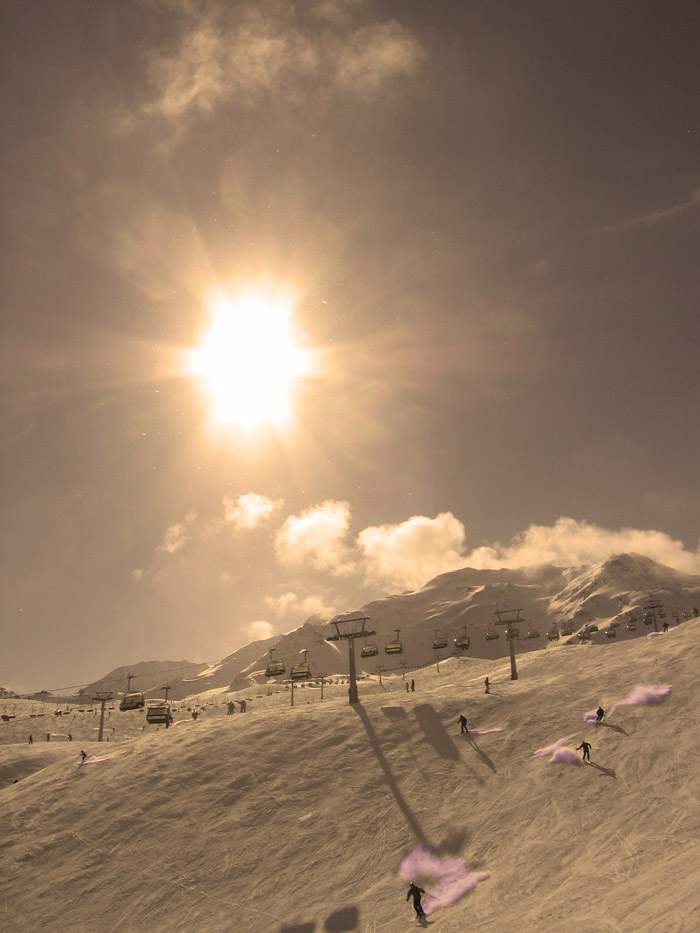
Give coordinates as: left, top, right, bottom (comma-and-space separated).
2, 620, 699, 932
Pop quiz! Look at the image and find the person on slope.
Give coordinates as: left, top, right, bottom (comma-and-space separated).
80, 750, 88, 762
576, 740, 592, 762
458, 715, 469, 733
406, 882, 426, 919
484, 677, 490, 694
595, 706, 605, 722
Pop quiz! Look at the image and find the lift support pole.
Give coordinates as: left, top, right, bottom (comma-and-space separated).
327, 615, 376, 705
93, 692, 113, 742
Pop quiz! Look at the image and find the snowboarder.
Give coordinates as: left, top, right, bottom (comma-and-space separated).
596, 706, 605, 722
484, 677, 490, 694
576, 740, 592, 762
411, 679, 415, 693
80, 750, 87, 762
458, 715, 468, 733
406, 882, 426, 919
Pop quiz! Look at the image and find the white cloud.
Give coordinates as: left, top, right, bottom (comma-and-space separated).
247, 619, 275, 640
157, 513, 198, 553
463, 517, 700, 574
275, 500, 355, 574
264, 591, 338, 620
357, 512, 468, 591
224, 492, 282, 529
143, 1, 426, 121
619, 186, 700, 229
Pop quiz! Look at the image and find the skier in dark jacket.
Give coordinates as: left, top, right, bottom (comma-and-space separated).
406, 882, 426, 918
458, 715, 468, 733
576, 740, 592, 762
595, 706, 605, 722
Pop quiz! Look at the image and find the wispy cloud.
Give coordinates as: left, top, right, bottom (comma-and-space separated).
465, 516, 700, 574
617, 186, 700, 229
264, 590, 338, 620
157, 512, 198, 553
143, 0, 426, 121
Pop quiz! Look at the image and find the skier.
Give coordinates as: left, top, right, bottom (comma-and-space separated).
458, 715, 468, 733
596, 706, 605, 722
576, 740, 592, 762
80, 750, 88, 763
28, 734, 33, 745
662, 620, 669, 632
406, 682, 410, 693
484, 677, 490, 694
406, 882, 426, 920
239, 700, 246, 712
411, 679, 415, 693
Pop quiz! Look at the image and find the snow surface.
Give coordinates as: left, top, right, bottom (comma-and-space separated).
2, 621, 700, 932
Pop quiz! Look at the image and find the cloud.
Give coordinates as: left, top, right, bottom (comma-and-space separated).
464, 517, 700, 574
157, 513, 198, 553
264, 591, 338, 620
618, 186, 700, 229
143, 0, 425, 121
247, 619, 275, 640
357, 512, 467, 591
224, 492, 282, 530
275, 500, 355, 574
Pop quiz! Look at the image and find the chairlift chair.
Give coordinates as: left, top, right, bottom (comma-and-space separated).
561, 625, 573, 636
385, 629, 403, 655
626, 622, 637, 631
605, 628, 617, 638
506, 627, 520, 639
264, 648, 286, 678
432, 629, 448, 650
290, 649, 312, 681
546, 630, 559, 641
360, 642, 379, 658
145, 704, 173, 726
658, 609, 666, 619
119, 693, 145, 711
526, 630, 539, 639
485, 630, 499, 641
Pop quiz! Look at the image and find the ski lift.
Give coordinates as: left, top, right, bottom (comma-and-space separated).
658, 609, 666, 619
290, 649, 312, 681
264, 648, 286, 678
526, 630, 539, 639
119, 673, 145, 711
385, 629, 403, 655
119, 693, 145, 711
643, 613, 654, 625
609, 620, 619, 628
454, 626, 470, 651
432, 629, 448, 650
561, 625, 573, 636
145, 704, 173, 726
546, 630, 560, 641
626, 622, 637, 631
485, 630, 499, 641
506, 627, 520, 639
360, 640, 379, 658
605, 628, 617, 638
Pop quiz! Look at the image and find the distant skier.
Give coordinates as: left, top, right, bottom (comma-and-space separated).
68, 733, 73, 742
458, 715, 468, 733
406, 682, 410, 693
662, 620, 669, 632
596, 707, 605, 722
577, 740, 592, 762
227, 701, 235, 714
28, 734, 33, 745
239, 700, 246, 712
484, 677, 490, 694
406, 882, 426, 919
411, 679, 415, 693
80, 750, 87, 762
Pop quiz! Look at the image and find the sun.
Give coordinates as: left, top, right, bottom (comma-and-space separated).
189, 291, 310, 426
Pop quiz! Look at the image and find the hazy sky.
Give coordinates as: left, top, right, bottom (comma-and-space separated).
2, 0, 699, 693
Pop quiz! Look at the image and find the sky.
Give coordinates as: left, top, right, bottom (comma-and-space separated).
1, 0, 699, 694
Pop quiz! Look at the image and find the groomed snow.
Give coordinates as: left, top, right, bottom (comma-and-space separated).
2, 621, 699, 932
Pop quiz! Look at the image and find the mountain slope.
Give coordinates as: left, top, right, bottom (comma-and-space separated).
3, 620, 699, 932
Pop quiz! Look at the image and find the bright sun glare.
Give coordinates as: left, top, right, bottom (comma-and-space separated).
190, 293, 309, 426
